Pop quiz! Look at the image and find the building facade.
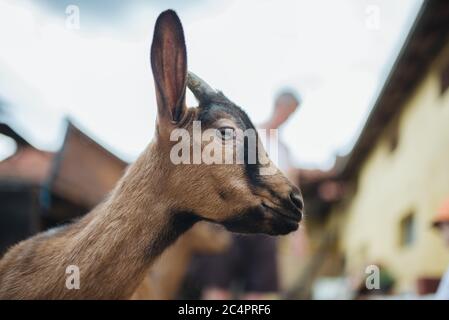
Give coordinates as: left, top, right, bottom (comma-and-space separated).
293, 1, 449, 297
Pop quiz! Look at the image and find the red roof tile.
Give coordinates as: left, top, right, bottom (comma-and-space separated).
0, 147, 54, 185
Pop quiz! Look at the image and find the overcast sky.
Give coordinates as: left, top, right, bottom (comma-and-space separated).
0, 0, 423, 168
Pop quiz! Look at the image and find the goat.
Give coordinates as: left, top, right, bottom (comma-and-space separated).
0, 9, 303, 299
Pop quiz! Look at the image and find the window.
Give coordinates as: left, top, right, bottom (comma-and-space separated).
388, 117, 400, 153
441, 60, 449, 95
399, 212, 416, 248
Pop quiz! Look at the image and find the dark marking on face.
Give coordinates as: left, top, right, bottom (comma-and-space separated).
196, 92, 266, 190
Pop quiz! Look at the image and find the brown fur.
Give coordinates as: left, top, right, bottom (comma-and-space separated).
0, 10, 302, 299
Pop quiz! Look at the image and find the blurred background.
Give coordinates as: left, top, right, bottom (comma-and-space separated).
1, 0, 449, 299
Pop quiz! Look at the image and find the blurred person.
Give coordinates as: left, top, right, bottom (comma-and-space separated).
259, 90, 301, 180
433, 198, 449, 300
184, 90, 303, 300
261, 90, 310, 292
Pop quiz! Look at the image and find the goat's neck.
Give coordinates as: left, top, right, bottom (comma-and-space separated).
0, 142, 197, 299
70, 143, 196, 297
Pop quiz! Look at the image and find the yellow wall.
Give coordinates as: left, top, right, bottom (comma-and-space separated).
337, 44, 449, 293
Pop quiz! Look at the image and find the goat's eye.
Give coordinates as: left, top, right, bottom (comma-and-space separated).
217, 127, 235, 141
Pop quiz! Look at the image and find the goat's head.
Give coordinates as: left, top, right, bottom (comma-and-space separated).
150, 10, 303, 236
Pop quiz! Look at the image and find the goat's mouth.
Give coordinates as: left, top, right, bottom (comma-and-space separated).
262, 203, 302, 224
261, 203, 302, 234
221, 203, 301, 236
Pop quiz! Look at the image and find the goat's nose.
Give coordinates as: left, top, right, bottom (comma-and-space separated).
289, 191, 304, 212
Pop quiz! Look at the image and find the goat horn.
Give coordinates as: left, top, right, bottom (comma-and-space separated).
187, 71, 216, 102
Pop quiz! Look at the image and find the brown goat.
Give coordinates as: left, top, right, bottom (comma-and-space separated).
0, 10, 303, 299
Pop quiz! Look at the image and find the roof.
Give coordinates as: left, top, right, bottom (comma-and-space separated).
0, 119, 128, 210
341, 0, 449, 179
49, 121, 128, 208
0, 123, 30, 147
0, 123, 52, 185
0, 146, 53, 185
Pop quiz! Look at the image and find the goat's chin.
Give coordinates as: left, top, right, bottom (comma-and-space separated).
221, 205, 299, 236
266, 213, 300, 235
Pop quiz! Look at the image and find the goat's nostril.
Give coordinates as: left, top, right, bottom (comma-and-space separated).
290, 192, 304, 211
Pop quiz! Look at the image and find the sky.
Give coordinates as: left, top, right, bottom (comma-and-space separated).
0, 0, 423, 168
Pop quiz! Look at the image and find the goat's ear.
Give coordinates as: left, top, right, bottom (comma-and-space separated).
151, 10, 187, 128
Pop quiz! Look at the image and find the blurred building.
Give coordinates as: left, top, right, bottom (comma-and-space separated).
292, 1, 449, 298
50, 122, 127, 211
0, 123, 54, 255
0, 121, 127, 256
